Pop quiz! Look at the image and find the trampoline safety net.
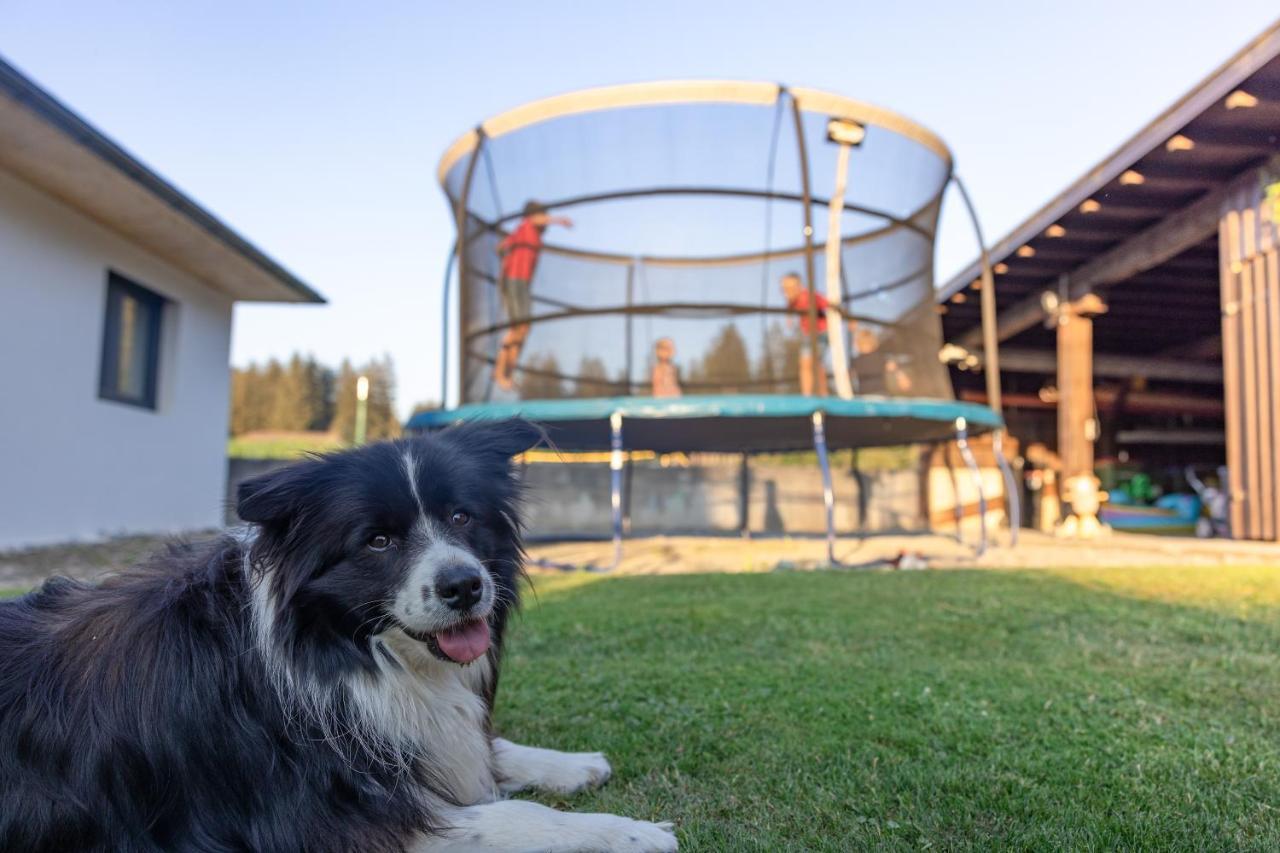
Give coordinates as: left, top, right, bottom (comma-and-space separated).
438, 81, 956, 407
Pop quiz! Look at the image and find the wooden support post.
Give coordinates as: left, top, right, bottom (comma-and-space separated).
1055, 293, 1107, 538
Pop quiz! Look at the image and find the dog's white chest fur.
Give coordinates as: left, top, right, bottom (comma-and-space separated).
366, 631, 497, 805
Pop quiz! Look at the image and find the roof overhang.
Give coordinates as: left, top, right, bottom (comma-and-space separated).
940, 21, 1280, 316
0, 56, 323, 304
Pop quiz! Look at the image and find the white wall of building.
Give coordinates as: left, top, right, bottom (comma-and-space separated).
0, 168, 234, 548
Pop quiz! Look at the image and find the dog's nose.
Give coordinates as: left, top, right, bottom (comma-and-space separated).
433, 566, 485, 611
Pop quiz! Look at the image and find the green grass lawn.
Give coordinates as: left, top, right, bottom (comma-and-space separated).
497, 567, 1280, 851
227, 430, 345, 459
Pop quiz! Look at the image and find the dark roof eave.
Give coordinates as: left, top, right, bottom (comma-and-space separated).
0, 56, 324, 304
940, 19, 1280, 301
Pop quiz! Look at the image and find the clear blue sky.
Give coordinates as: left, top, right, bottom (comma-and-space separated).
5, 2, 1277, 414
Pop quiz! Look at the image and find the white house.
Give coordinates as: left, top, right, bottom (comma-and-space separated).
0, 57, 324, 549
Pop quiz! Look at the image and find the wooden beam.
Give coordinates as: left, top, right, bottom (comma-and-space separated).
979, 347, 1223, 383
956, 158, 1280, 350
961, 389, 1224, 417
1180, 124, 1280, 148
1115, 429, 1225, 445
1161, 334, 1222, 360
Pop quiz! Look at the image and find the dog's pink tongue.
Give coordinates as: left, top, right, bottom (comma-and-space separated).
435, 620, 491, 663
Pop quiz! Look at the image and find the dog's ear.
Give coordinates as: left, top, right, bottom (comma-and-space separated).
441, 418, 546, 462
237, 462, 317, 524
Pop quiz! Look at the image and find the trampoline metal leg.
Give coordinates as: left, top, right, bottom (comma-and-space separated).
531, 412, 628, 573
812, 411, 838, 565
993, 429, 1020, 548
955, 417, 987, 557
608, 411, 625, 570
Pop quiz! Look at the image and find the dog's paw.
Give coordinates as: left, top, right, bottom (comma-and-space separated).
541, 750, 612, 794
590, 816, 677, 852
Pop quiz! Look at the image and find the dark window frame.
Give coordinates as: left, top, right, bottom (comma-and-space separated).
98, 271, 166, 411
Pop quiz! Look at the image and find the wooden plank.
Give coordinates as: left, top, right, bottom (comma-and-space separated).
1269, 246, 1280, 541
1251, 220, 1274, 540
1240, 203, 1262, 540
1221, 208, 1246, 538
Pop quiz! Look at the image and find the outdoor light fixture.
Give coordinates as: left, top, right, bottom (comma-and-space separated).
1225, 89, 1259, 109
826, 117, 866, 146
1079, 199, 1102, 213
1166, 134, 1195, 152
936, 304, 948, 314
938, 343, 970, 364
952, 291, 967, 304
993, 262, 1009, 274
1119, 170, 1145, 185
970, 279, 982, 290
1016, 245, 1036, 258
1040, 290, 1060, 316
1046, 224, 1066, 237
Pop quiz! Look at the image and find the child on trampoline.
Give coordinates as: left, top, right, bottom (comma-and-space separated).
651, 337, 683, 397
780, 271, 831, 396
494, 201, 573, 390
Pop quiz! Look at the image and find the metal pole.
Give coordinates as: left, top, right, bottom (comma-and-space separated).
453, 129, 485, 406
609, 411, 625, 569
439, 246, 457, 407
825, 141, 855, 399
624, 261, 635, 395
955, 416, 987, 557
811, 411, 837, 565
951, 175, 1001, 416
738, 452, 751, 537
790, 94, 822, 396
993, 429, 1020, 547
354, 375, 369, 446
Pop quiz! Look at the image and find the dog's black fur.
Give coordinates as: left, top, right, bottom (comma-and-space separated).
0, 419, 541, 852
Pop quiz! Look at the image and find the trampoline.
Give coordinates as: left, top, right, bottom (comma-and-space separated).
408, 80, 1016, 566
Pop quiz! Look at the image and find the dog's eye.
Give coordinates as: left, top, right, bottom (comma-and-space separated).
450, 511, 471, 527
367, 534, 393, 551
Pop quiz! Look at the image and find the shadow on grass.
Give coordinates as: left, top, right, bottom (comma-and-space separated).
500, 569, 1280, 851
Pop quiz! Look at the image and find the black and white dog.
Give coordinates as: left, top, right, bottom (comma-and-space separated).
0, 420, 677, 852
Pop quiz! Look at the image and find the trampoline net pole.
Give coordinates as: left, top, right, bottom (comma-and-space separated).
825, 141, 855, 399
953, 175, 1009, 551
610, 412, 625, 569
452, 130, 485, 406
811, 411, 837, 564
993, 429, 1021, 547
439, 246, 457, 407
951, 174, 1002, 416
955, 416, 987, 557
790, 92, 822, 396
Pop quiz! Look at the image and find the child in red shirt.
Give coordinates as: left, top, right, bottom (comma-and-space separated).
780, 272, 831, 396
494, 201, 572, 390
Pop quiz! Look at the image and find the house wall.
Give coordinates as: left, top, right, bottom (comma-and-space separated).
0, 168, 233, 548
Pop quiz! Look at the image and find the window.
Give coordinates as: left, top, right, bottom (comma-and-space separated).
99, 272, 165, 410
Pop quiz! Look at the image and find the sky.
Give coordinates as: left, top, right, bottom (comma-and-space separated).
4, 2, 1278, 415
